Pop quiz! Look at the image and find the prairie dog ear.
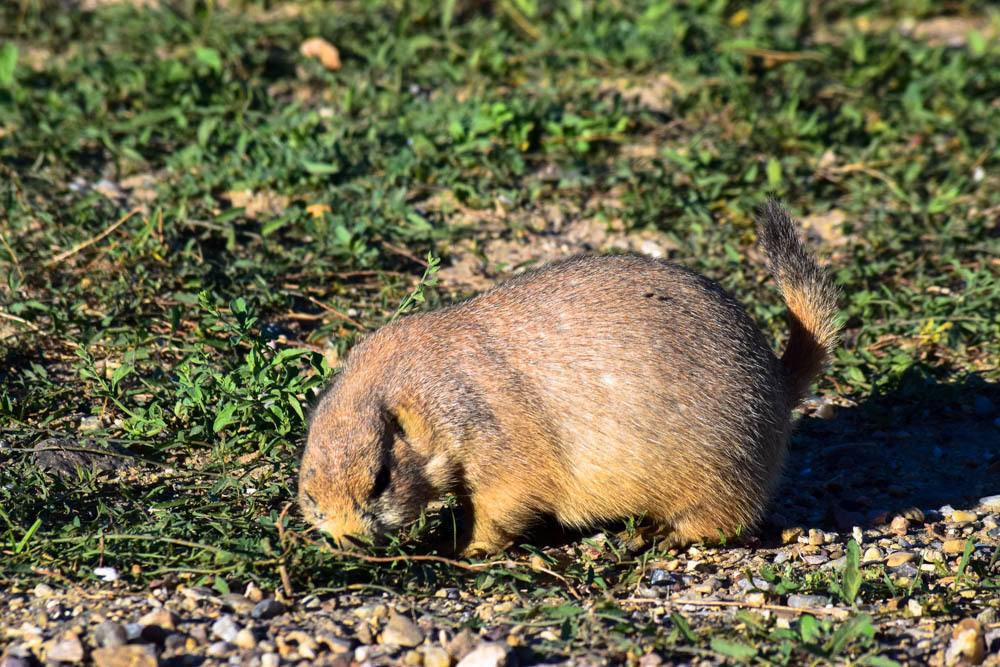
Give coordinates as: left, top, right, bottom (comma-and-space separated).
388, 402, 435, 456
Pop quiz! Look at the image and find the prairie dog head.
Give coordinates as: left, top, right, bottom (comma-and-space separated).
298, 374, 447, 547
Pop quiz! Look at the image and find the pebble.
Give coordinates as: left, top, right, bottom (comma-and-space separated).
946, 618, 986, 665
382, 611, 425, 647
949, 510, 977, 523
979, 494, 1000, 510
423, 645, 452, 667
447, 629, 477, 661
907, 599, 923, 617
92, 645, 158, 667
889, 516, 910, 536
261, 653, 280, 667
786, 594, 830, 609
244, 582, 264, 602
138, 608, 178, 631
93, 620, 128, 648
206, 641, 231, 657
922, 549, 944, 563
1, 658, 33, 667
807, 528, 824, 546
773, 551, 790, 565
33, 583, 55, 598
649, 569, 674, 586
222, 593, 256, 615
46, 634, 84, 662
456, 642, 513, 667
801, 553, 829, 566
252, 598, 286, 619
234, 628, 256, 650
404, 649, 424, 665
893, 563, 919, 579
851, 526, 863, 544
901, 507, 925, 523
736, 576, 773, 593
781, 527, 804, 544
886, 551, 916, 567
862, 547, 883, 563
943, 539, 967, 554
211, 615, 241, 643
976, 608, 999, 626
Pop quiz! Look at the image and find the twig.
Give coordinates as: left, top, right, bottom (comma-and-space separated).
306, 296, 367, 330
380, 239, 428, 267
626, 596, 848, 616
0, 229, 23, 281
734, 47, 825, 63
277, 502, 295, 599
0, 310, 40, 332
45, 207, 142, 266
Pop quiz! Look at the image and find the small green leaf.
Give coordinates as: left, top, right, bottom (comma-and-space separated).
799, 613, 820, 643
766, 157, 782, 187
710, 638, 757, 659
194, 46, 222, 73
840, 538, 862, 605
303, 160, 340, 175
670, 612, 697, 643
0, 43, 17, 85
213, 403, 239, 433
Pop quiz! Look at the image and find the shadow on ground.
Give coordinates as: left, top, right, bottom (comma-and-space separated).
773, 372, 1000, 532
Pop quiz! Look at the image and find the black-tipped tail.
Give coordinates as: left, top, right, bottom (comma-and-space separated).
755, 198, 841, 401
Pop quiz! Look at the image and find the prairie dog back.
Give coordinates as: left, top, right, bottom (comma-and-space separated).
299, 200, 839, 555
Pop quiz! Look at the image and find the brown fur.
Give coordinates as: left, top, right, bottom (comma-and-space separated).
299, 199, 840, 555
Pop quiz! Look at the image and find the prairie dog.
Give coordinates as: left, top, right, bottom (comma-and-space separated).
299, 199, 840, 555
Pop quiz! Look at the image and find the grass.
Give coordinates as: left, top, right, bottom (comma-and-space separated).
2, 0, 999, 662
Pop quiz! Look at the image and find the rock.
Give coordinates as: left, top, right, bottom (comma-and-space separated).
92, 621, 127, 649
851, 526, 864, 544
317, 632, 352, 654
943, 539, 967, 554
901, 507, 925, 523
211, 615, 241, 643
447, 629, 477, 661
222, 593, 256, 615
282, 630, 318, 660
975, 608, 999, 626
383, 612, 425, 647
979, 494, 1000, 510
639, 653, 663, 667
234, 628, 256, 650
801, 553, 829, 566
423, 646, 452, 667
907, 598, 923, 617
923, 549, 944, 562
456, 643, 514, 667
946, 618, 986, 665
33, 583, 54, 598
889, 516, 910, 536
950, 510, 977, 523
745, 591, 768, 605
736, 576, 773, 592
786, 594, 830, 609
252, 598, 286, 620
138, 608, 178, 631
886, 551, 916, 567
189, 623, 209, 644
244, 582, 264, 602
807, 529, 824, 546
404, 650, 423, 665
46, 634, 84, 662
649, 569, 674, 586
164, 633, 185, 651
1, 657, 33, 667
261, 653, 280, 667
781, 527, 804, 544
92, 645, 158, 667
206, 641, 231, 657
773, 551, 789, 565
893, 563, 919, 579
862, 547, 883, 563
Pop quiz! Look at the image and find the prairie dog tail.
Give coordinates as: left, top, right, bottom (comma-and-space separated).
755, 198, 841, 402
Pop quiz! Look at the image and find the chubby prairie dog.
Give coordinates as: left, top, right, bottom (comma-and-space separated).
299, 199, 840, 555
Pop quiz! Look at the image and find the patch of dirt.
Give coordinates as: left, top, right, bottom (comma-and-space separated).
432, 189, 679, 291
